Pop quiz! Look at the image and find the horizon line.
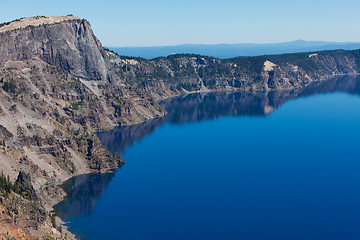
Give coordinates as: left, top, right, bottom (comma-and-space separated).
105, 40, 360, 48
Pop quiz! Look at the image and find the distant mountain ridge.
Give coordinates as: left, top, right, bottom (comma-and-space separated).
109, 40, 360, 59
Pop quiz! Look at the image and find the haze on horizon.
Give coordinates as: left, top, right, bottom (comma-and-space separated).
0, 0, 359, 47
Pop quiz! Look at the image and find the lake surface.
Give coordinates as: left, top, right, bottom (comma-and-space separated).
55, 76, 360, 239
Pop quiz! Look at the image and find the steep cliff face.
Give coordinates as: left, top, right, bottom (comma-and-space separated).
0, 16, 127, 239
0, 16, 109, 81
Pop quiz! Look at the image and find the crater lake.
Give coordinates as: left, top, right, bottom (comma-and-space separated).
55, 75, 360, 240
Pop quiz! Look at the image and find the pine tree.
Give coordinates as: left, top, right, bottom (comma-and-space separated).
51, 214, 57, 228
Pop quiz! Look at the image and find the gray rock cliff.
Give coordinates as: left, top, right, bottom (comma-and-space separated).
0, 16, 109, 81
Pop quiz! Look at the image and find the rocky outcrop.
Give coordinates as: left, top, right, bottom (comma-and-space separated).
15, 171, 38, 201
0, 124, 13, 140
0, 16, 109, 81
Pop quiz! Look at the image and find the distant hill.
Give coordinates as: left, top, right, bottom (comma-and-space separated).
109, 40, 360, 59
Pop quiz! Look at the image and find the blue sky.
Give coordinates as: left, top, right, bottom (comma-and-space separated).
0, 0, 359, 46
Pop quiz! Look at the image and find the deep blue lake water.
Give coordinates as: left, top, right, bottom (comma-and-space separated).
55, 76, 360, 239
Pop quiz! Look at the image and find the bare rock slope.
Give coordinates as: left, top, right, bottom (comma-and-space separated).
0, 16, 108, 81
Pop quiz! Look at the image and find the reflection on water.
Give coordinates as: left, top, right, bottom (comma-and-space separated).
54, 172, 116, 218
55, 75, 360, 222
99, 75, 360, 155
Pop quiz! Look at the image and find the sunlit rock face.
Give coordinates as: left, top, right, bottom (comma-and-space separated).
0, 16, 109, 81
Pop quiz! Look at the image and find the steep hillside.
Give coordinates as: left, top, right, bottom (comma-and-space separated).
0, 16, 130, 239
0, 15, 108, 81
0, 15, 359, 239
106, 50, 360, 98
